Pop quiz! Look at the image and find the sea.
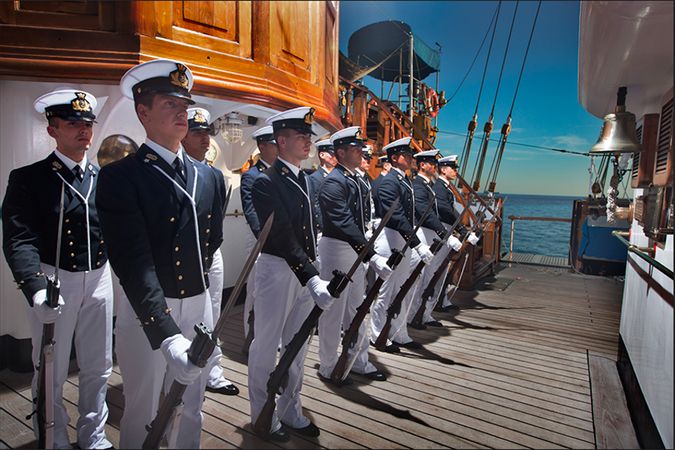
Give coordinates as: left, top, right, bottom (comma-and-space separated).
496, 193, 583, 258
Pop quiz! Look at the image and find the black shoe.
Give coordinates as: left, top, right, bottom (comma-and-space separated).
393, 340, 423, 350
436, 304, 459, 312
206, 384, 240, 396
371, 341, 400, 353
352, 369, 387, 381
317, 371, 353, 386
256, 425, 291, 442
408, 321, 427, 330
424, 320, 443, 327
281, 421, 320, 438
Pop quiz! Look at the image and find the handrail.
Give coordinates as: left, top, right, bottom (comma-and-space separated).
508, 215, 572, 223
507, 215, 572, 264
612, 231, 674, 279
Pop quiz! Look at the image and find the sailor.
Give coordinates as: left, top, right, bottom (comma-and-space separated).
370, 137, 434, 352
432, 155, 478, 311
372, 154, 391, 192
355, 145, 375, 235
316, 126, 392, 384
240, 126, 278, 348
405, 150, 462, 327
306, 138, 336, 232
181, 107, 239, 396
96, 59, 225, 448
2, 89, 114, 449
248, 106, 335, 441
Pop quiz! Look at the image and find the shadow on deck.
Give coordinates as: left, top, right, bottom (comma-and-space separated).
0, 263, 627, 448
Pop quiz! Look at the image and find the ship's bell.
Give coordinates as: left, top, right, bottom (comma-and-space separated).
590, 86, 642, 154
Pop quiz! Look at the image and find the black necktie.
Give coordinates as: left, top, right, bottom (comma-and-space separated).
173, 157, 186, 183
73, 165, 84, 182
298, 170, 308, 193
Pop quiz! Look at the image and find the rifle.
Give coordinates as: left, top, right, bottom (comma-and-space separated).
410, 205, 475, 328
242, 309, 254, 356
329, 196, 438, 383
373, 237, 446, 349
32, 183, 65, 449
253, 199, 399, 436
142, 213, 274, 450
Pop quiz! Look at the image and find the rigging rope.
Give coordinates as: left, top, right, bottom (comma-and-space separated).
460, 1, 502, 175
438, 129, 591, 156
486, 0, 542, 192
470, 1, 519, 190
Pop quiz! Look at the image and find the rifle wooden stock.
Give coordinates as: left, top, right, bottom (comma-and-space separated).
374, 239, 444, 348
254, 305, 323, 435
374, 260, 425, 348
142, 381, 187, 449
330, 249, 404, 382
242, 309, 254, 355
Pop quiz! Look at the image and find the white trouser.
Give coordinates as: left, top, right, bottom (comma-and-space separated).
206, 248, 232, 388
440, 222, 459, 307
248, 254, 314, 433
317, 237, 375, 378
29, 263, 113, 450
407, 227, 450, 324
115, 291, 211, 449
243, 230, 257, 337
369, 227, 413, 345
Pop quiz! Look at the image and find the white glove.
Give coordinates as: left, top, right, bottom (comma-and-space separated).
160, 334, 203, 385
415, 243, 435, 265
446, 235, 462, 252
31, 289, 65, 324
467, 232, 479, 246
370, 254, 393, 280
307, 275, 334, 310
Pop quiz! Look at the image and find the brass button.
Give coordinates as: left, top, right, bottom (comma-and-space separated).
169, 217, 176, 222
69, 242, 74, 246
207, 214, 212, 219
72, 264, 77, 269
97, 261, 101, 266
98, 251, 103, 255
176, 261, 181, 266
205, 228, 210, 234
174, 246, 180, 252
180, 289, 185, 295
66, 230, 71, 234
178, 275, 183, 280
70, 252, 75, 257
303, 226, 306, 230
205, 242, 209, 247
100, 239, 104, 244
65, 218, 70, 223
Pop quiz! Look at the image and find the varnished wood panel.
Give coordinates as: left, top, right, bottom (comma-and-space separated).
0, 0, 114, 31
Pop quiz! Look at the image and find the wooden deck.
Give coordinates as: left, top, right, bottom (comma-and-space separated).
0, 263, 628, 449
502, 252, 570, 268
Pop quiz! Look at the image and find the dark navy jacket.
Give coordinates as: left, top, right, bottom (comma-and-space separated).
240, 159, 267, 237
306, 166, 329, 231
432, 178, 468, 237
413, 175, 448, 238
373, 168, 420, 248
96, 144, 225, 349
319, 164, 375, 260
2, 152, 107, 304
252, 159, 319, 285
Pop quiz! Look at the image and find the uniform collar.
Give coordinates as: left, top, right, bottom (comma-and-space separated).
336, 163, 355, 176
54, 149, 87, 172
277, 157, 301, 177
392, 167, 406, 177
145, 138, 186, 166
440, 176, 451, 186
355, 168, 365, 177
418, 173, 431, 184
259, 158, 272, 169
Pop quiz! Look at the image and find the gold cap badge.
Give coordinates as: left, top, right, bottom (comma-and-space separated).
71, 92, 91, 112
170, 64, 189, 89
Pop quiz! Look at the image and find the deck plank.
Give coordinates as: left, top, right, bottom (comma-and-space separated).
0, 264, 628, 449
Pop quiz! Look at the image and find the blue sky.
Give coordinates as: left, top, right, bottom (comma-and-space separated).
339, 1, 606, 196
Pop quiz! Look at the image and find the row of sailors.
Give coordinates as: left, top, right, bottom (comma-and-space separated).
0, 58, 477, 449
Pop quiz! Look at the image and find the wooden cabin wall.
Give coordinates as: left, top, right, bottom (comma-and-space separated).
0, 0, 342, 130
